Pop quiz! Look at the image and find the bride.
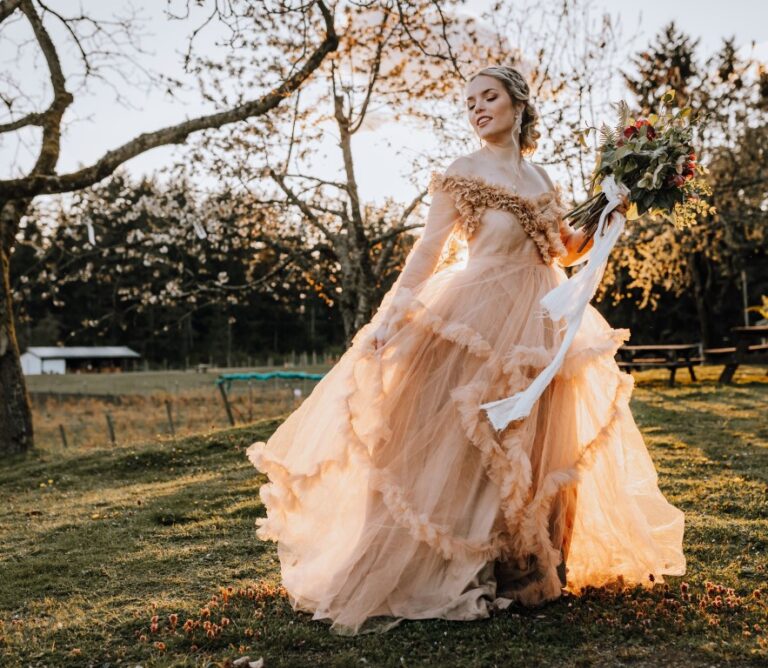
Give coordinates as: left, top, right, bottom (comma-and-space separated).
246, 65, 686, 636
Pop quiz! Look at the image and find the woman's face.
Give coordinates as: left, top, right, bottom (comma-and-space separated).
464, 74, 521, 142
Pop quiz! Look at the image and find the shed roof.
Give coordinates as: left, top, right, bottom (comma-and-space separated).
24, 346, 141, 359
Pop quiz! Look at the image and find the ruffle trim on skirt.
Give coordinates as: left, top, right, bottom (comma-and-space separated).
248, 288, 635, 605
449, 368, 634, 605
359, 286, 494, 359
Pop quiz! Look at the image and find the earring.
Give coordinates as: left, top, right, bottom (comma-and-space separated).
514, 113, 522, 133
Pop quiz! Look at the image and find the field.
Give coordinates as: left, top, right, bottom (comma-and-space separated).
1, 365, 767, 666
28, 366, 327, 451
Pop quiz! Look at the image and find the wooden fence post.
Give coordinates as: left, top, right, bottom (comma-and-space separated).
58, 424, 68, 449
165, 399, 175, 436
105, 412, 116, 445
218, 384, 235, 426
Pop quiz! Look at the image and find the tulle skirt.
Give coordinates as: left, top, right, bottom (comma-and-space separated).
246, 253, 686, 635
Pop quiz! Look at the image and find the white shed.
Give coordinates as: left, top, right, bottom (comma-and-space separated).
20, 346, 141, 375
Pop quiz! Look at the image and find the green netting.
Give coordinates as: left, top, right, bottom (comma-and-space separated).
216, 370, 326, 390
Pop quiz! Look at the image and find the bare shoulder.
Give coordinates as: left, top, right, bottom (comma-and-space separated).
444, 153, 482, 178
531, 162, 555, 189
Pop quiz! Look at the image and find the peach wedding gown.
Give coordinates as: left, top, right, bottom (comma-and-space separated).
246, 169, 686, 635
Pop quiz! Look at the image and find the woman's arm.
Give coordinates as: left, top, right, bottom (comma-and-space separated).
372, 161, 463, 349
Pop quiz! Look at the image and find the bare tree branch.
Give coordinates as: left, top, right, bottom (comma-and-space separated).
268, 168, 336, 239
0, 0, 23, 24
0, 0, 338, 199
20, 0, 73, 174
0, 110, 44, 133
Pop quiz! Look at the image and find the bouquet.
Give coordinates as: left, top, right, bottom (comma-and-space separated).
481, 90, 713, 432
566, 90, 712, 251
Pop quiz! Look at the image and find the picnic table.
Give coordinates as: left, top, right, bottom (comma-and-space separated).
704, 325, 768, 384
615, 343, 703, 387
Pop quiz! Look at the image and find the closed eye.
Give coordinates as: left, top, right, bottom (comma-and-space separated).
468, 96, 497, 111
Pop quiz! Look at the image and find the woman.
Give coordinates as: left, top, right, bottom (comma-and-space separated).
246, 65, 686, 636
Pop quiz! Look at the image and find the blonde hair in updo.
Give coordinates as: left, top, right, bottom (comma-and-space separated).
469, 65, 541, 155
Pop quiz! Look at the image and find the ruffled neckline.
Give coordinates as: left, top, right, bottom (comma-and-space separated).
429, 170, 562, 211
427, 170, 568, 265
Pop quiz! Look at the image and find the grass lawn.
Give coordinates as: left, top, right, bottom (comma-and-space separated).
1, 366, 767, 666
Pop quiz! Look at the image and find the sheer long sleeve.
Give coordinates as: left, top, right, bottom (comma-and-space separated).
369, 174, 461, 343
398, 183, 461, 293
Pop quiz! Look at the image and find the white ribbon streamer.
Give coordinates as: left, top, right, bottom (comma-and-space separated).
480, 174, 630, 432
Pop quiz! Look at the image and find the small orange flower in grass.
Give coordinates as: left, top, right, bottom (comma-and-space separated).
154, 641, 166, 651
150, 623, 159, 634
753, 589, 762, 599
244, 627, 255, 638
70, 648, 81, 656
206, 629, 216, 639
151, 615, 159, 624
139, 635, 148, 643
200, 607, 211, 618
183, 620, 195, 633
168, 613, 178, 628
680, 582, 689, 594
221, 617, 231, 627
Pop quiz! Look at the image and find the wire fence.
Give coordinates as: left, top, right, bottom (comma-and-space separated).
30, 372, 325, 451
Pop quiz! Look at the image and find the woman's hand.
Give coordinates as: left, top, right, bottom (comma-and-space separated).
558, 223, 593, 267
614, 192, 630, 216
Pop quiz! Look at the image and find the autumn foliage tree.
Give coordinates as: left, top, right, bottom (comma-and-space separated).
187, 0, 624, 342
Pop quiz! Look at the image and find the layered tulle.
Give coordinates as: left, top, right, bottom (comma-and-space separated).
246, 252, 686, 635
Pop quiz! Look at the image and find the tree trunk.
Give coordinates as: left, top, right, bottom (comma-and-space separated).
0, 244, 33, 454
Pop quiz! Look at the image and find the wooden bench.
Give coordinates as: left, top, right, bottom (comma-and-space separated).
704, 325, 768, 384
615, 343, 703, 387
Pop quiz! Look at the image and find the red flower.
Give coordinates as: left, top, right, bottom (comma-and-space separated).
646, 126, 656, 140
623, 125, 638, 138
672, 174, 685, 187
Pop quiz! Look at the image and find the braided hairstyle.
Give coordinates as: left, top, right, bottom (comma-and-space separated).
469, 65, 541, 155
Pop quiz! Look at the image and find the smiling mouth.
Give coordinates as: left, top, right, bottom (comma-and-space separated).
477, 116, 492, 127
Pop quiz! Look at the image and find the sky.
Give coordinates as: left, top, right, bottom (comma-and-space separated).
1, 0, 766, 204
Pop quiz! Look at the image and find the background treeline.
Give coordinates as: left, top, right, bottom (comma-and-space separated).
12, 175, 352, 367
